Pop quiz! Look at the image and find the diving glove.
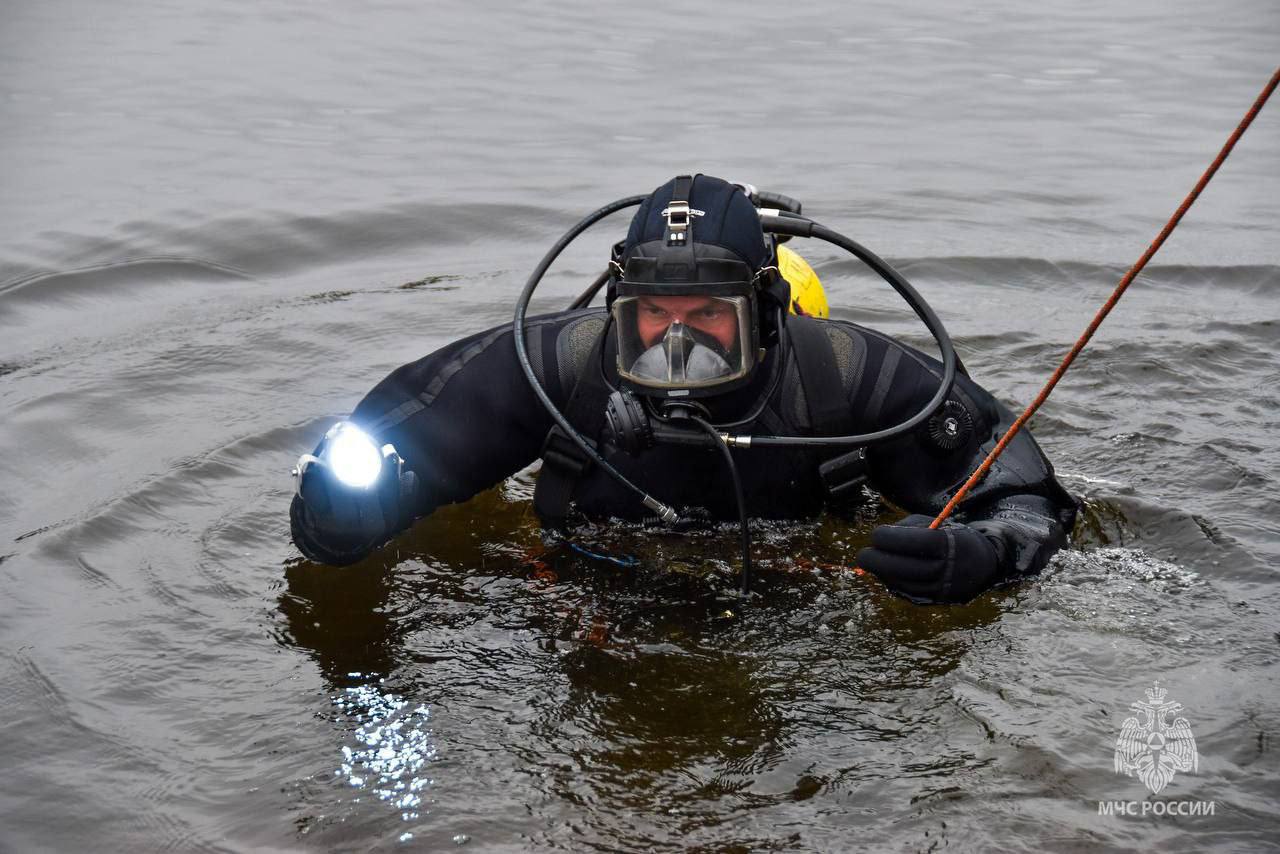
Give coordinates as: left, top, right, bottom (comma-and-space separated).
290, 429, 418, 566
856, 514, 1009, 604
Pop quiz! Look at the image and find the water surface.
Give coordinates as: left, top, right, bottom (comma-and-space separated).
2, 1, 1278, 850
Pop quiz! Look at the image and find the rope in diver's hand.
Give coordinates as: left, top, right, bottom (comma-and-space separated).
931, 65, 1280, 530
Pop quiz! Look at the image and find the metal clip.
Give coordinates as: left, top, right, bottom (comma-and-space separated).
752, 264, 779, 283
660, 202, 704, 243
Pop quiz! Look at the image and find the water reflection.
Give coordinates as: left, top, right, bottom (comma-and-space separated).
332, 680, 435, 823
275, 489, 1014, 846
280, 556, 407, 682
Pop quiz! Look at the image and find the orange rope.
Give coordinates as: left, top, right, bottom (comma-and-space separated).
931, 66, 1280, 530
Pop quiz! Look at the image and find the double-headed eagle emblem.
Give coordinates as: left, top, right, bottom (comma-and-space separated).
1114, 682, 1198, 794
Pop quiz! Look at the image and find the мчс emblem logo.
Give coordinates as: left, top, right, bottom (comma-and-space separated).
1113, 682, 1198, 794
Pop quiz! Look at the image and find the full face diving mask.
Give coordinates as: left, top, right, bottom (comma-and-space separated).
611, 185, 763, 398
612, 260, 760, 395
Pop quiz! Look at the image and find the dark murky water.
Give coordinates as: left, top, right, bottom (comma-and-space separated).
2, 1, 1278, 850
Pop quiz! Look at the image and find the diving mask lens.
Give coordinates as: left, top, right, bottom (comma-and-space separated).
613, 295, 754, 390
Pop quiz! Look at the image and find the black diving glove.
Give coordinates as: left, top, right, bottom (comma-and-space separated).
856, 514, 1009, 604
290, 428, 418, 566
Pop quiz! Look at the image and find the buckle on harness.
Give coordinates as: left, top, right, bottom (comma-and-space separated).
819, 447, 869, 499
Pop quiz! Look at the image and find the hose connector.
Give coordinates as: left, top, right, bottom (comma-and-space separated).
641, 495, 680, 524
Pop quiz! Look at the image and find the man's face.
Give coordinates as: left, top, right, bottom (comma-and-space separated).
635, 295, 738, 351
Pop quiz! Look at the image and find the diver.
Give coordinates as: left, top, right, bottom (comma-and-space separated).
290, 174, 1078, 603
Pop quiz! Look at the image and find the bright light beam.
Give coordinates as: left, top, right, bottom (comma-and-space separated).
327, 423, 383, 488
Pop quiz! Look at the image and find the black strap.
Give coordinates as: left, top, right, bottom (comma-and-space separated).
786, 316, 869, 499
668, 174, 693, 219
657, 174, 698, 282
532, 331, 615, 525
787, 316, 851, 435
533, 426, 591, 525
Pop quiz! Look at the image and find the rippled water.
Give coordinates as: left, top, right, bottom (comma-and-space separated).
2, 1, 1278, 850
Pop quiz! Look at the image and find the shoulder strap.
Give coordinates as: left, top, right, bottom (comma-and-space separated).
786, 316, 851, 435
532, 329, 614, 525
786, 317, 873, 499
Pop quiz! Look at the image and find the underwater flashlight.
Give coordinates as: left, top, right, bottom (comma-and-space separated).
325, 422, 384, 488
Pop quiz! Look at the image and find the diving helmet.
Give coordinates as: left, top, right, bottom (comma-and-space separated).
610, 174, 787, 398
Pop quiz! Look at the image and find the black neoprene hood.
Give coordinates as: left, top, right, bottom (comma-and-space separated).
622, 174, 770, 271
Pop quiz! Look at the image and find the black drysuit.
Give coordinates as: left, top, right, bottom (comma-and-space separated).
290, 309, 1078, 596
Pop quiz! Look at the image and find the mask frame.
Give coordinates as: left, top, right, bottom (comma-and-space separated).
611, 258, 761, 397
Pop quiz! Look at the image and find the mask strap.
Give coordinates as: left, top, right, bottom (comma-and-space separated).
656, 174, 701, 281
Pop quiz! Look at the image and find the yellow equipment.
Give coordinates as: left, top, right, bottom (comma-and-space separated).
778, 245, 829, 318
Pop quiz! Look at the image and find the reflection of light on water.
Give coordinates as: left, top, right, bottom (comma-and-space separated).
333, 674, 437, 826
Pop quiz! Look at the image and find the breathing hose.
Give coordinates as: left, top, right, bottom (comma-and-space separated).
718, 218, 957, 448
554, 213, 960, 449
690, 414, 752, 593
512, 195, 681, 523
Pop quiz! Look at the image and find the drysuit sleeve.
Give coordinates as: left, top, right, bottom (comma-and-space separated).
847, 327, 1078, 590
289, 312, 577, 565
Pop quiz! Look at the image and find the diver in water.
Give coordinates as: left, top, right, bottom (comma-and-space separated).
290, 174, 1077, 603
